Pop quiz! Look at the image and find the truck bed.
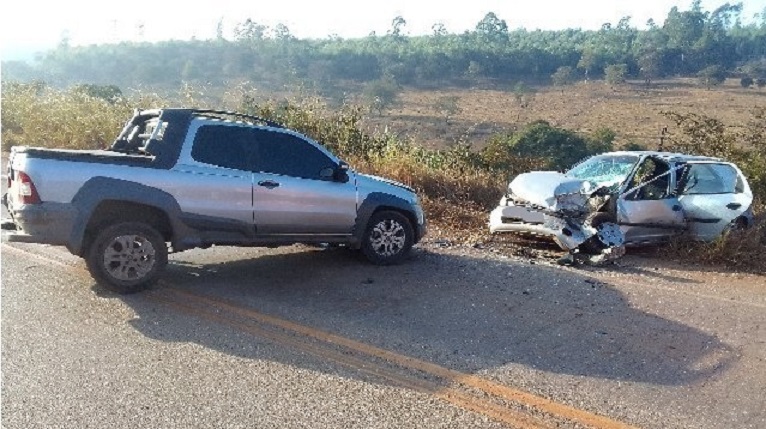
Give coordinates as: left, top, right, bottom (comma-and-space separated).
14, 147, 156, 168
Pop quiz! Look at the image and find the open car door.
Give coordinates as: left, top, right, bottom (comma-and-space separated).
615, 156, 686, 244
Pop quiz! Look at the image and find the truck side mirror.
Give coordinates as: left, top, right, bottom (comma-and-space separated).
334, 162, 350, 183
320, 167, 335, 180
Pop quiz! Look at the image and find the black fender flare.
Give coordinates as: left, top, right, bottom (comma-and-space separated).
353, 192, 420, 245
67, 177, 189, 255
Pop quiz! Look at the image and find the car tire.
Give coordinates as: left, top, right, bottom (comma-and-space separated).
579, 212, 620, 255
85, 222, 168, 294
361, 211, 414, 265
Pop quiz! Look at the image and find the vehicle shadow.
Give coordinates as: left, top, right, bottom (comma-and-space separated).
111, 246, 735, 387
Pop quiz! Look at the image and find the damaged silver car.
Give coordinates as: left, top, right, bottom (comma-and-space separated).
489, 151, 754, 264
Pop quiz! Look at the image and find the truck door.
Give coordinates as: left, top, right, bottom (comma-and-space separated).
250, 129, 358, 235
169, 122, 254, 235
677, 162, 753, 241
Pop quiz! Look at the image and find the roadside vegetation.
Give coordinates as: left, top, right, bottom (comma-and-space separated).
2, 81, 764, 272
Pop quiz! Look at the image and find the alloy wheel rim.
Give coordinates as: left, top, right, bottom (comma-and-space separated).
370, 219, 406, 257
102, 234, 156, 281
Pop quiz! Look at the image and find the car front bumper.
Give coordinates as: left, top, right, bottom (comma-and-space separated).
489, 204, 557, 236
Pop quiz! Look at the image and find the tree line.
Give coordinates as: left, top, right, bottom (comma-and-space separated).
2, 1, 765, 91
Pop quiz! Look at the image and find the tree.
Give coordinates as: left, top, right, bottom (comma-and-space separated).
234, 19, 266, 41
507, 121, 591, 170
624, 141, 648, 151
551, 66, 574, 90
216, 18, 224, 40
757, 78, 766, 90
273, 23, 293, 41
431, 22, 448, 37
587, 128, 616, 154
604, 63, 628, 87
638, 51, 661, 86
364, 77, 399, 115
697, 65, 726, 89
577, 49, 599, 81
512, 82, 536, 121
741, 76, 754, 88
466, 61, 483, 79
475, 12, 509, 43
433, 96, 461, 124
389, 16, 407, 38
662, 3, 707, 73
633, 17, 668, 84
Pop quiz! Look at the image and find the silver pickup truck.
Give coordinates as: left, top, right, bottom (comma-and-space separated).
3, 108, 426, 293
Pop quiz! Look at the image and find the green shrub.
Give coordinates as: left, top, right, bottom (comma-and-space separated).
481, 121, 605, 171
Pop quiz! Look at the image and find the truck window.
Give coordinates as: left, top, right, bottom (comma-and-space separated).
191, 125, 254, 171
253, 130, 335, 180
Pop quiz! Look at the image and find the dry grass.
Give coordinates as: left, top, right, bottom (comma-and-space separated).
365, 78, 766, 150
662, 211, 766, 273
348, 154, 502, 242
4, 81, 763, 273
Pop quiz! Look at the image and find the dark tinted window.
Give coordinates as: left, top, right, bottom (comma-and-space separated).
191, 125, 254, 171
253, 130, 335, 180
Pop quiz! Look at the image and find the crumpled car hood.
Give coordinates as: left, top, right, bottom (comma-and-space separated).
508, 171, 596, 210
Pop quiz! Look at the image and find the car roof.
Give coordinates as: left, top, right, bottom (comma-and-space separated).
598, 151, 723, 163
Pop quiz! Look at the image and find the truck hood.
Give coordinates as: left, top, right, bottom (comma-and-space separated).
508, 171, 595, 210
357, 173, 415, 193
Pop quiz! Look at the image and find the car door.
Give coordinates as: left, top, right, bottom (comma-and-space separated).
616, 157, 685, 244
168, 121, 254, 235
677, 162, 753, 241
251, 128, 358, 235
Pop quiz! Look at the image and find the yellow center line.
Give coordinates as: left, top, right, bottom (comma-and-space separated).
151, 291, 549, 429
164, 287, 639, 429
2, 243, 639, 428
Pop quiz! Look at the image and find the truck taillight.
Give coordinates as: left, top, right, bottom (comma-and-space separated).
17, 171, 41, 204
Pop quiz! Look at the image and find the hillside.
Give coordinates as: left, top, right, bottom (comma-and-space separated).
360, 78, 766, 150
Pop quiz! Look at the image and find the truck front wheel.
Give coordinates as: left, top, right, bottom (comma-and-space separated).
85, 222, 168, 294
361, 211, 414, 265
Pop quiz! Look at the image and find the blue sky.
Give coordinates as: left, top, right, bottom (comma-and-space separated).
1, 0, 765, 60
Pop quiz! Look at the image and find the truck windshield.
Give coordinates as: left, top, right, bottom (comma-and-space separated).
566, 154, 639, 187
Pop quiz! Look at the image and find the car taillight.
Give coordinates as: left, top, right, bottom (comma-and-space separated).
16, 171, 41, 204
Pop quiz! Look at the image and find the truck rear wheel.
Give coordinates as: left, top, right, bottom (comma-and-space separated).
85, 222, 168, 294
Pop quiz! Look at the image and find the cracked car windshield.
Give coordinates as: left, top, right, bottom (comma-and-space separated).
566, 154, 639, 188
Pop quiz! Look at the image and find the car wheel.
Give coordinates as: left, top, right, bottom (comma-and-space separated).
579, 212, 621, 255
361, 211, 414, 265
85, 222, 168, 294
730, 216, 748, 231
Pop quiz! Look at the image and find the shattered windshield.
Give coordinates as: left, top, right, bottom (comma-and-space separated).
566, 154, 639, 187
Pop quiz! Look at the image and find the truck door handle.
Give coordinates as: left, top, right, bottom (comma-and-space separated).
257, 180, 280, 189
726, 202, 741, 210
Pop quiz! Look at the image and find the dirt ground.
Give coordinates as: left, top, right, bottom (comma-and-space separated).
361, 78, 766, 150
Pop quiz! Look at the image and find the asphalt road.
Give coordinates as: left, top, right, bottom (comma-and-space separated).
2, 238, 765, 429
